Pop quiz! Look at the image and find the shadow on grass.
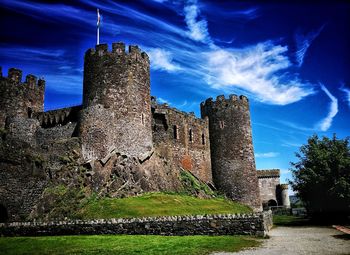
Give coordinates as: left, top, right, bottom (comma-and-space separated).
332, 234, 350, 240
273, 215, 311, 226
273, 214, 350, 227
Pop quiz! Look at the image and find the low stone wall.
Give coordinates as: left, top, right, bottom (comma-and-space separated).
0, 211, 272, 237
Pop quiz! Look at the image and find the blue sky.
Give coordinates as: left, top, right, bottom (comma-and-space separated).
1, 0, 349, 189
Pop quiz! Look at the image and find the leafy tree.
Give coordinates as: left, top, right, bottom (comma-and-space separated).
290, 134, 350, 218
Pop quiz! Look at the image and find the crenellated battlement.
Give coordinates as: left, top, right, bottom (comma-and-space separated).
0, 67, 45, 127
152, 98, 207, 124
257, 169, 280, 178
279, 184, 289, 190
84, 42, 149, 63
35, 105, 81, 128
1, 67, 45, 90
200, 94, 249, 110
200, 94, 249, 120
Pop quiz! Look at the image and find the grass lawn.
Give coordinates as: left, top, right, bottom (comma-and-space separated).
0, 235, 260, 255
75, 193, 252, 219
273, 215, 310, 226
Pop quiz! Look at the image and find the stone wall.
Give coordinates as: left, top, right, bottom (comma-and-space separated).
0, 211, 273, 237
0, 135, 49, 221
201, 95, 261, 210
152, 101, 212, 184
0, 103, 83, 222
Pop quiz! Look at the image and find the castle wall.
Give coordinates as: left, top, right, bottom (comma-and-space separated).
79, 43, 153, 161
0, 98, 82, 222
201, 95, 261, 210
152, 102, 212, 183
0, 68, 44, 128
0, 128, 49, 222
257, 170, 280, 206
0, 162, 48, 221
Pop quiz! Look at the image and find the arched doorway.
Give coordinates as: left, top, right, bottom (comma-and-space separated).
267, 199, 277, 207
0, 204, 8, 223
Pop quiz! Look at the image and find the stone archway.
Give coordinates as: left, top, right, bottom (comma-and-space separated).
268, 199, 277, 207
0, 204, 8, 223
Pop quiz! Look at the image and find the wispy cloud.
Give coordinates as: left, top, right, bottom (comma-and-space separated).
255, 152, 280, 158
44, 74, 82, 94
278, 120, 315, 133
339, 83, 350, 108
317, 84, 338, 131
0, 45, 65, 61
147, 48, 181, 72
221, 7, 259, 21
295, 25, 324, 67
204, 42, 314, 105
2, 0, 92, 26
281, 141, 302, 148
157, 97, 171, 104
184, 0, 211, 43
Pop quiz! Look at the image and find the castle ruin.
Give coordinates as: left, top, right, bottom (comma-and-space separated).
0, 43, 289, 222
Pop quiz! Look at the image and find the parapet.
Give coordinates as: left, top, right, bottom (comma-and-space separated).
257, 169, 280, 178
279, 184, 289, 190
152, 98, 207, 124
85, 42, 149, 63
200, 94, 249, 110
35, 105, 81, 128
1, 67, 45, 89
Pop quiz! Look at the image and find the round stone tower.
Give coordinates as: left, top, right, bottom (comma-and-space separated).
279, 184, 290, 208
78, 43, 153, 161
201, 94, 261, 210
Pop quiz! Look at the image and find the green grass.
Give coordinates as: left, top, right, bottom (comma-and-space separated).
273, 215, 310, 226
0, 235, 260, 255
76, 193, 252, 219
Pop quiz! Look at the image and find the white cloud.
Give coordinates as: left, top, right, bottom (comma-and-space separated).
204, 42, 314, 105
184, 1, 211, 43
255, 152, 279, 158
339, 84, 350, 108
295, 25, 324, 67
157, 97, 170, 104
317, 84, 338, 131
147, 48, 181, 72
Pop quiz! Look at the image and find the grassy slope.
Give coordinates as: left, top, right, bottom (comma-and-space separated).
76, 193, 252, 219
0, 235, 260, 255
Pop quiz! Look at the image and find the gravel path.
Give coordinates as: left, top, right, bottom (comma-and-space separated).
213, 226, 350, 255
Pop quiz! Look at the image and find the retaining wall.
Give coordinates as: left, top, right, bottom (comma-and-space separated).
0, 211, 272, 237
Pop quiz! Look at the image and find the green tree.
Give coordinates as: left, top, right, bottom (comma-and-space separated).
290, 134, 350, 218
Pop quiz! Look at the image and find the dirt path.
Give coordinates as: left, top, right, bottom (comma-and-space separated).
213, 226, 350, 255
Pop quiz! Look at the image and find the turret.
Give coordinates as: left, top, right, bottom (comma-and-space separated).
78, 43, 153, 161
201, 94, 261, 210
0, 67, 45, 128
278, 184, 290, 208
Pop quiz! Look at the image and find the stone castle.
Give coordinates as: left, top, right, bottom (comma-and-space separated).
0, 43, 289, 222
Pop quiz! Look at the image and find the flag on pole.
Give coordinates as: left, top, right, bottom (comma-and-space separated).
97, 9, 101, 28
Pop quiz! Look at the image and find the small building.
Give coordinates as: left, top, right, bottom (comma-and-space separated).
257, 169, 290, 209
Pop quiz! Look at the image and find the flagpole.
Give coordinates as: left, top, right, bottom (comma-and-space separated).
97, 9, 100, 45
97, 25, 99, 45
